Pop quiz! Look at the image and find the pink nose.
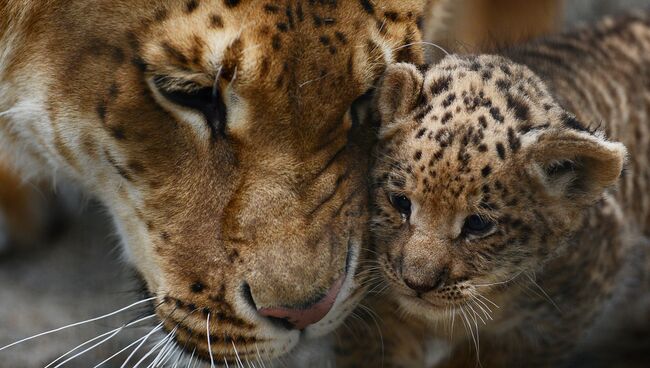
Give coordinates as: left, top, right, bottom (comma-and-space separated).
258, 276, 345, 330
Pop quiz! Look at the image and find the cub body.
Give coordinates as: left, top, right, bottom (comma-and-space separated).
342, 14, 650, 368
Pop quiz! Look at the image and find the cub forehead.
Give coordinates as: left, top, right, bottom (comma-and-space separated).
376, 55, 566, 197
403, 55, 563, 154
421, 55, 555, 124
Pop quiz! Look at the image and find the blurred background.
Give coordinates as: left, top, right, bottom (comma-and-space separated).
1, 0, 649, 366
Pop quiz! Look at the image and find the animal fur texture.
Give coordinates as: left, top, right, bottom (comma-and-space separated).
337, 12, 650, 368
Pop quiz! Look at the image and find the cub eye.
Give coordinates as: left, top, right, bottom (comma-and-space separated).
152, 75, 227, 138
462, 214, 495, 236
389, 194, 412, 218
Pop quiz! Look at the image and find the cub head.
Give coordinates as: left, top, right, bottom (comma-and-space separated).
5, 0, 427, 363
371, 56, 626, 319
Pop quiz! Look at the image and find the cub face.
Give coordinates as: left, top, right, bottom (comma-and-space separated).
371, 56, 626, 319
1, 0, 425, 362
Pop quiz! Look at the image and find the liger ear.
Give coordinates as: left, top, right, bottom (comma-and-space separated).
376, 63, 424, 137
528, 123, 627, 204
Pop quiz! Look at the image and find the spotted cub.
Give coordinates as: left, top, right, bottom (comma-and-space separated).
338, 14, 650, 368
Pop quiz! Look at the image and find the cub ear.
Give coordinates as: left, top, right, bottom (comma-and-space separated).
376, 63, 424, 136
528, 125, 627, 204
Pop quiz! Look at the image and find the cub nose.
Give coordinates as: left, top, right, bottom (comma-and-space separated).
403, 267, 449, 293
258, 276, 344, 330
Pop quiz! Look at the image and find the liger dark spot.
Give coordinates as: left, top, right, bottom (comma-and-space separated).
227, 248, 240, 263
435, 128, 454, 147
319, 35, 331, 45
441, 112, 453, 124
154, 7, 169, 22
285, 6, 295, 28
359, 0, 375, 14
430, 76, 452, 96
507, 95, 530, 121
186, 0, 199, 13
161, 231, 170, 242
335, 31, 348, 44
490, 107, 504, 123
478, 115, 488, 128
312, 14, 323, 27
414, 105, 433, 122
482, 70, 492, 80
131, 57, 147, 73
478, 144, 488, 152
416, 64, 429, 74
210, 14, 224, 28
264, 4, 280, 13
277, 22, 289, 32
110, 126, 126, 140
507, 127, 521, 152
442, 93, 456, 108
482, 165, 492, 177
414, 150, 422, 161
224, 0, 240, 7
96, 102, 107, 123
496, 142, 506, 160
271, 34, 282, 50
108, 83, 119, 99
347, 54, 354, 75
384, 11, 399, 22
416, 128, 427, 139
296, 1, 304, 21
496, 79, 511, 91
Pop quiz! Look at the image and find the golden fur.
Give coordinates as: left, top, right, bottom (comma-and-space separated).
0, 0, 425, 363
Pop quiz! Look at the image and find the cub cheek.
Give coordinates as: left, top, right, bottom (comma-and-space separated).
382, 231, 412, 264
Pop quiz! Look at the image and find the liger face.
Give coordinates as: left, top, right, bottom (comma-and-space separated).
371, 57, 626, 320
15, 0, 426, 363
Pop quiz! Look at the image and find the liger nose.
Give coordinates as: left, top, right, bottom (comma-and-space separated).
257, 276, 345, 330
404, 267, 450, 293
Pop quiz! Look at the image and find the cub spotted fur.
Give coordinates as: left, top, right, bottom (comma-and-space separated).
339, 14, 650, 368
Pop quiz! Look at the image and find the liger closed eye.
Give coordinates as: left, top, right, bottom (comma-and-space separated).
152, 76, 227, 138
